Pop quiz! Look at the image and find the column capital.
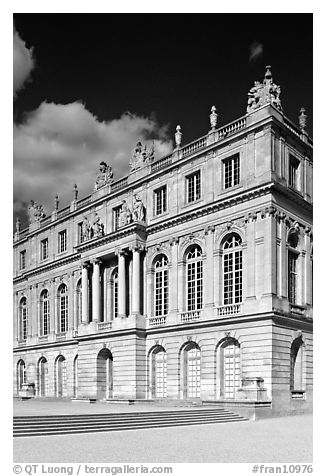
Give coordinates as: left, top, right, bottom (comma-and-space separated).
81, 260, 90, 269
91, 257, 102, 266
130, 243, 145, 253
115, 247, 127, 257
169, 236, 179, 246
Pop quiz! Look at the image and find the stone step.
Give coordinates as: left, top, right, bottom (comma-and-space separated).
14, 408, 248, 437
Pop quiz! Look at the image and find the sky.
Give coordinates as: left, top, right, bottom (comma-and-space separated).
13, 13, 313, 229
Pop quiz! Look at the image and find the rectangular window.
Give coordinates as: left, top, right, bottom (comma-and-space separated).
113, 205, 122, 231
288, 252, 298, 304
78, 222, 83, 244
186, 171, 201, 203
19, 250, 26, 270
224, 155, 240, 189
154, 186, 167, 215
58, 230, 67, 253
289, 156, 300, 189
40, 238, 49, 260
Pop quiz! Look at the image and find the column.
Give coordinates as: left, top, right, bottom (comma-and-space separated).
117, 250, 126, 317
50, 278, 56, 335
245, 214, 257, 299
81, 262, 89, 324
106, 274, 113, 321
68, 272, 75, 330
263, 207, 277, 296
73, 287, 78, 330
280, 215, 288, 298
131, 246, 141, 315
305, 228, 312, 305
92, 259, 101, 322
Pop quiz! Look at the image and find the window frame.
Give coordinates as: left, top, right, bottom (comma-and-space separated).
113, 205, 122, 231
288, 155, 300, 190
186, 170, 201, 204
223, 154, 240, 190
154, 255, 169, 317
154, 185, 167, 216
40, 238, 49, 261
19, 250, 26, 270
40, 290, 50, 336
19, 297, 28, 340
58, 229, 67, 254
186, 245, 203, 311
58, 285, 68, 333
222, 234, 243, 305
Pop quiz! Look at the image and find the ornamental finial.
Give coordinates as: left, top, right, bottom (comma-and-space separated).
54, 194, 59, 211
210, 105, 218, 130
175, 125, 182, 148
73, 184, 78, 201
299, 107, 307, 132
247, 65, 282, 114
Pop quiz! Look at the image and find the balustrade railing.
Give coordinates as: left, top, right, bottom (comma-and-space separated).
97, 322, 113, 331
111, 177, 128, 192
217, 116, 247, 140
151, 154, 173, 172
148, 316, 167, 326
180, 310, 201, 322
38, 335, 48, 342
217, 303, 242, 316
182, 137, 207, 157
77, 195, 91, 208
56, 332, 67, 340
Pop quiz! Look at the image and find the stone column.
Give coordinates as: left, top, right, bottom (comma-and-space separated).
305, 228, 312, 305
146, 267, 154, 318
131, 246, 141, 315
68, 273, 75, 330
117, 250, 126, 317
245, 213, 257, 299
263, 206, 277, 297
81, 262, 89, 324
92, 259, 101, 322
106, 274, 113, 321
279, 214, 288, 298
49, 278, 56, 335
73, 286, 78, 330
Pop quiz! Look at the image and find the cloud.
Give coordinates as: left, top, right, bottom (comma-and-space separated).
14, 102, 173, 221
249, 41, 263, 63
13, 28, 35, 95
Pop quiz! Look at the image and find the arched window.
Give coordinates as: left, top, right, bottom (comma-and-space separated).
112, 269, 119, 318
183, 342, 201, 399
76, 280, 82, 323
55, 355, 66, 397
58, 284, 68, 333
38, 357, 48, 396
290, 337, 304, 392
40, 290, 50, 336
97, 348, 113, 400
223, 234, 242, 305
154, 255, 169, 317
220, 338, 241, 399
17, 360, 26, 392
288, 231, 300, 305
19, 297, 28, 340
150, 346, 167, 398
186, 245, 203, 311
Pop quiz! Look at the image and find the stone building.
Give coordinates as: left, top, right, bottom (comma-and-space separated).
13, 67, 313, 415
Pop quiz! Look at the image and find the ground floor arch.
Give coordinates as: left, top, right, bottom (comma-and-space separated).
55, 355, 67, 397
218, 338, 241, 399
96, 348, 113, 400
150, 345, 167, 398
182, 342, 201, 399
38, 357, 48, 397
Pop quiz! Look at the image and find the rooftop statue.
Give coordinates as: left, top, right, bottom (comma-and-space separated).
94, 161, 114, 191
247, 66, 282, 114
129, 141, 154, 172
28, 200, 46, 224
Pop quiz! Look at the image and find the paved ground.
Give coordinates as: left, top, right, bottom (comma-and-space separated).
13, 400, 312, 463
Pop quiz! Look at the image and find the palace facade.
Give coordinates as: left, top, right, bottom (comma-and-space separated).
13, 67, 313, 415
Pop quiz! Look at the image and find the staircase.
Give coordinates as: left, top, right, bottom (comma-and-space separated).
14, 407, 248, 437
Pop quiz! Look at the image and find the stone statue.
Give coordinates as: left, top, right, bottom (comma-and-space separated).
28, 200, 46, 224
16, 217, 21, 233
92, 213, 104, 238
118, 200, 132, 228
81, 215, 92, 241
94, 161, 114, 190
129, 141, 154, 172
132, 194, 145, 222
247, 66, 282, 114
